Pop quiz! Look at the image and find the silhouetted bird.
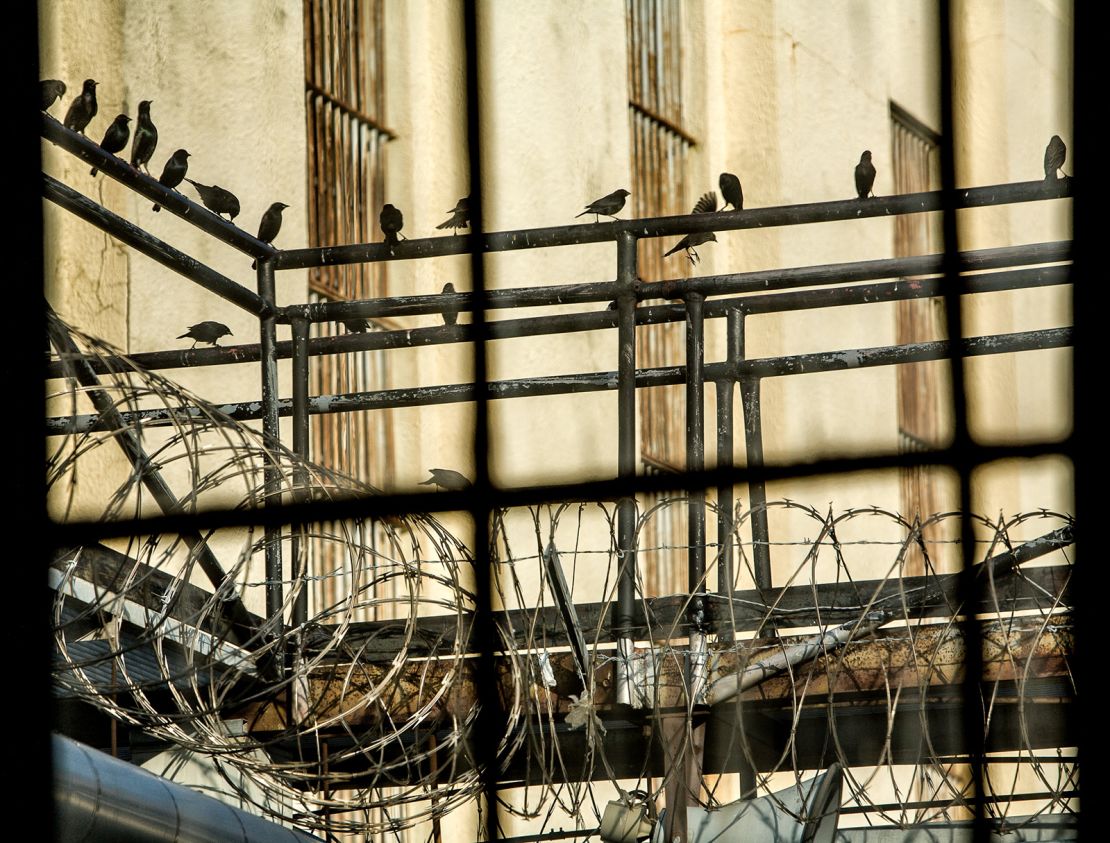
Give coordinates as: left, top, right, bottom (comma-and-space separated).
380, 203, 404, 249
256, 202, 289, 244
342, 317, 370, 333
41, 79, 67, 111
130, 100, 158, 174
90, 114, 130, 176
692, 191, 718, 214
719, 172, 743, 211
576, 188, 630, 223
665, 232, 717, 265
186, 179, 241, 221
855, 150, 876, 199
441, 282, 459, 326
664, 192, 719, 265
177, 321, 233, 348
1044, 135, 1066, 180
419, 468, 473, 491
251, 202, 290, 268
436, 196, 470, 231
152, 149, 190, 212
63, 79, 98, 135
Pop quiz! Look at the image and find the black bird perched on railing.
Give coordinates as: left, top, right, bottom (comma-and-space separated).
251, 202, 290, 268
719, 172, 744, 211
130, 100, 158, 174
436, 196, 470, 231
41, 79, 67, 111
380, 203, 404, 250
441, 282, 459, 326
90, 114, 130, 176
1044, 135, 1066, 180
342, 317, 370, 333
152, 149, 190, 212
576, 188, 630, 223
257, 202, 289, 245
63, 78, 98, 135
177, 321, 233, 348
186, 179, 241, 221
855, 150, 876, 199
419, 468, 473, 491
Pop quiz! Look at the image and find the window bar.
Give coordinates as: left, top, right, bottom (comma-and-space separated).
1072, 1, 1094, 835
462, 1, 498, 838
936, 1, 986, 839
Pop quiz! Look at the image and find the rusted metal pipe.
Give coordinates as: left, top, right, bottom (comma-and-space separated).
705, 610, 893, 705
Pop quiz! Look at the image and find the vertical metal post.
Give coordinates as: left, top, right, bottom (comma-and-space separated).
664, 290, 709, 843
461, 4, 495, 837
291, 316, 310, 630
257, 259, 284, 642
715, 308, 741, 602
615, 231, 639, 707
684, 291, 707, 693
936, 3, 985, 839
736, 311, 773, 592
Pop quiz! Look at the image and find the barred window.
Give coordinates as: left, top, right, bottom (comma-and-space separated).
304, 0, 397, 622
627, 0, 697, 595
890, 102, 954, 577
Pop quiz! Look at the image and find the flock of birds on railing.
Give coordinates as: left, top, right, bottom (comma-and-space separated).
42, 77, 1070, 350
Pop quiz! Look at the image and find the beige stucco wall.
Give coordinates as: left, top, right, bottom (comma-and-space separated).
41, 0, 1072, 516
42, 0, 307, 526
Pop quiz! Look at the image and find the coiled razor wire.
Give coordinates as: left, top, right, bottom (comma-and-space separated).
47, 316, 1076, 839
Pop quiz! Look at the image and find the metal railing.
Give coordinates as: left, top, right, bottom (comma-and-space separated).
42, 94, 1075, 840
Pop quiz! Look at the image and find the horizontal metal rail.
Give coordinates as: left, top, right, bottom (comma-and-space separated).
281, 240, 1069, 323
272, 179, 1072, 269
46, 326, 1071, 434
45, 259, 1070, 380
48, 438, 1070, 544
326, 524, 1073, 657
47, 114, 1070, 282
42, 114, 275, 259
43, 176, 270, 317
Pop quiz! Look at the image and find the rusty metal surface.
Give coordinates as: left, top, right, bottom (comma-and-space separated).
237, 612, 1072, 733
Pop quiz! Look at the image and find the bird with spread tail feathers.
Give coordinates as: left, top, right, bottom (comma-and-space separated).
436, 196, 470, 231
664, 191, 719, 265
